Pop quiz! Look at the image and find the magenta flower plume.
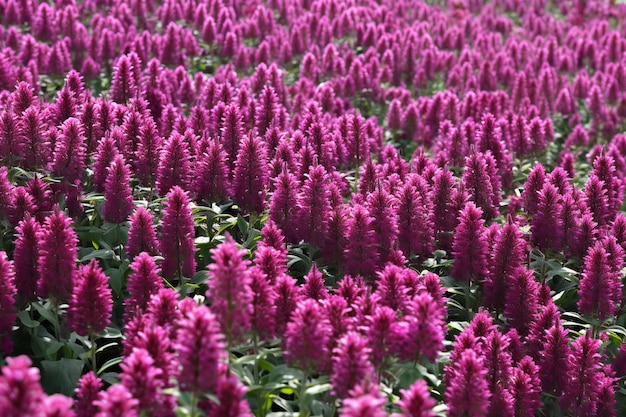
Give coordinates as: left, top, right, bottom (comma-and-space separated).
8, 187, 36, 226
159, 186, 196, 281
249, 268, 276, 340
220, 104, 245, 174
375, 264, 410, 314
0, 252, 16, 355
432, 168, 459, 251
578, 241, 620, 320
50, 118, 86, 186
273, 274, 302, 337
253, 243, 287, 285
521, 164, 546, 217
156, 131, 191, 196
175, 303, 225, 393
302, 263, 329, 300
120, 348, 165, 417
331, 331, 375, 399
37, 210, 78, 301
268, 165, 299, 243
13, 217, 40, 304
136, 120, 163, 188
42, 394, 74, 417
102, 155, 134, 224
206, 234, 253, 344
560, 334, 603, 416
20, 107, 51, 170
0, 356, 45, 416
482, 332, 513, 416
110, 56, 137, 105
0, 111, 23, 165
94, 384, 139, 417
366, 306, 396, 368
461, 151, 500, 220
75, 372, 103, 417
67, 259, 112, 336
194, 139, 230, 203
484, 221, 526, 313
451, 202, 488, 283
205, 374, 252, 417
397, 379, 436, 417
284, 298, 332, 372
232, 135, 268, 214
294, 164, 332, 248
124, 253, 164, 323
538, 324, 571, 395
91, 137, 120, 192
396, 177, 434, 261
340, 382, 387, 417
343, 204, 379, 279
504, 268, 540, 336
585, 175, 610, 227
531, 182, 563, 252
366, 185, 399, 263
511, 357, 542, 417
444, 349, 491, 417
126, 207, 159, 261
391, 292, 445, 363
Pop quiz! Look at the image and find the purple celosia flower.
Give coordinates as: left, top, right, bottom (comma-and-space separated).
249, 268, 276, 340
75, 371, 103, 417
461, 151, 500, 220
595, 373, 617, 417
7, 187, 36, 226
136, 120, 162, 188
331, 331, 375, 399
232, 135, 268, 214
0, 252, 16, 356
394, 292, 445, 363
175, 303, 225, 393
482, 331, 513, 416
301, 263, 329, 300
42, 394, 75, 417
538, 324, 571, 395
366, 306, 396, 369
273, 274, 302, 338
102, 155, 134, 224
194, 139, 230, 204
432, 168, 459, 251
560, 334, 603, 416
504, 267, 540, 336
366, 185, 399, 263
156, 131, 191, 196
94, 384, 138, 417
50, 118, 86, 187
521, 164, 546, 217
483, 221, 526, 314
124, 253, 164, 323
120, 348, 164, 417
294, 164, 332, 248
510, 358, 542, 417
206, 374, 252, 417
451, 202, 488, 283
284, 298, 332, 373
375, 264, 411, 314
396, 175, 434, 261
585, 175, 611, 227
343, 204, 379, 279
37, 210, 78, 301
0, 355, 45, 415
531, 182, 563, 252
444, 349, 491, 417
340, 382, 387, 417
206, 234, 253, 344
110, 56, 137, 105
67, 259, 112, 336
397, 379, 436, 417
268, 165, 299, 243
126, 207, 159, 261
159, 186, 196, 281
578, 242, 620, 320
13, 216, 39, 304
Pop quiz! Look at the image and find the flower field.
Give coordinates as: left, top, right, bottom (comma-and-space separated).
1, 0, 626, 415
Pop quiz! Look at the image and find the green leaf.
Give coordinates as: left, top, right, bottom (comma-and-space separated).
32, 302, 57, 325
80, 249, 115, 262
41, 358, 84, 396
98, 357, 123, 375
17, 310, 40, 328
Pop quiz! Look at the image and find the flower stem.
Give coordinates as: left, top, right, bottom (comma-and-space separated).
299, 369, 309, 417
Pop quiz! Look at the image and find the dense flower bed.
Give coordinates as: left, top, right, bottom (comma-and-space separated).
1, 0, 626, 415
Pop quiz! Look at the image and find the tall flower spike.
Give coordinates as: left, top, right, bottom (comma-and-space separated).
538, 324, 571, 395
268, 165, 299, 243
94, 384, 138, 417
249, 268, 276, 340
396, 176, 434, 261
120, 348, 164, 417
504, 268, 540, 336
343, 204, 379, 280
67, 259, 112, 337
340, 382, 387, 417
301, 263, 329, 300
111, 55, 137, 104
194, 138, 230, 204
375, 264, 411, 314
444, 349, 491, 417
220, 104, 245, 174
366, 306, 396, 369
50, 118, 87, 186
331, 331, 375, 399
124, 253, 164, 323
0, 356, 45, 416
578, 242, 618, 320
0, 252, 16, 356
559, 335, 603, 416
461, 151, 500, 220
366, 185, 399, 263
13, 217, 40, 305
75, 372, 103, 417
156, 131, 191, 196
205, 373, 252, 417
232, 135, 268, 214
521, 164, 546, 217
451, 202, 488, 283
531, 182, 563, 252
273, 274, 301, 336
92, 136, 120, 192
136, 120, 163, 188
102, 155, 134, 224
37, 210, 78, 301
206, 234, 253, 345
483, 221, 526, 313
160, 186, 196, 282
284, 298, 332, 373
175, 303, 225, 393
126, 207, 159, 261
294, 164, 331, 248
397, 379, 437, 417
